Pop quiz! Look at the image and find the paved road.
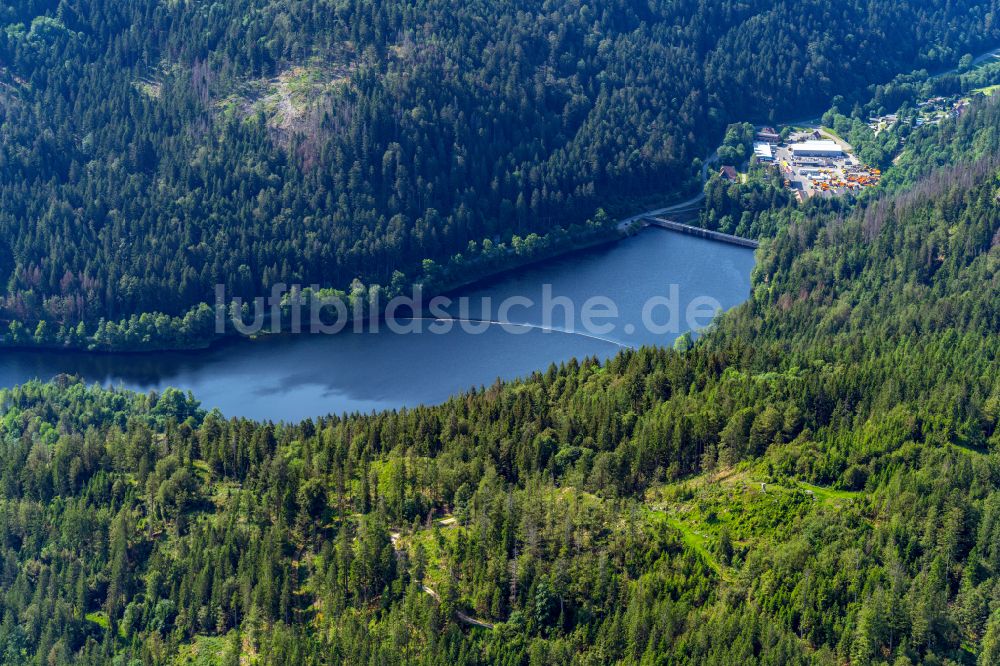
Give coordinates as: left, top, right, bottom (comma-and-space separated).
617, 150, 718, 232
970, 48, 1000, 69
936, 45, 1000, 78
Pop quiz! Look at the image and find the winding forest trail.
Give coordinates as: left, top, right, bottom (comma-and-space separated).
389, 524, 495, 630
419, 585, 495, 629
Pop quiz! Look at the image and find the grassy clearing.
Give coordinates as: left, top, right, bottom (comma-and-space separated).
84, 611, 109, 629
133, 80, 162, 99
192, 459, 211, 483
819, 126, 854, 150
173, 634, 232, 666
86, 610, 126, 639
661, 515, 726, 578
820, 126, 843, 141
796, 481, 862, 503
211, 51, 356, 138
947, 441, 990, 457
644, 465, 870, 584
397, 522, 454, 592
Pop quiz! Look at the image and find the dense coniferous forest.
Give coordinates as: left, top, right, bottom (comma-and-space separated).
0, 91, 997, 663
1, 0, 999, 348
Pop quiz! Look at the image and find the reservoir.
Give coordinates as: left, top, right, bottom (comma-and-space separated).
0, 229, 755, 421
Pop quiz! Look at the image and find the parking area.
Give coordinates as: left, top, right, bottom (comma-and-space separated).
771, 134, 880, 200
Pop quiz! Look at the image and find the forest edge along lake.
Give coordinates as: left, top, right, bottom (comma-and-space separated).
0, 228, 755, 421
2, 40, 997, 420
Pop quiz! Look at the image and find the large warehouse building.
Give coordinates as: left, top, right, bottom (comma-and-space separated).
789, 139, 844, 158
753, 142, 774, 162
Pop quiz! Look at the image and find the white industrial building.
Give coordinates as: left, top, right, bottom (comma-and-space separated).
789, 140, 843, 158
753, 142, 774, 162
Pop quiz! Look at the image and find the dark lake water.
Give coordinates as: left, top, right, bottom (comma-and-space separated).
0, 229, 755, 420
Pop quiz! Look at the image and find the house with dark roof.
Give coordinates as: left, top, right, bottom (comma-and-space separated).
755, 127, 780, 143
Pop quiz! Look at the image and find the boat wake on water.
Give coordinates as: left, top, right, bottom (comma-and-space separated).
400, 317, 630, 348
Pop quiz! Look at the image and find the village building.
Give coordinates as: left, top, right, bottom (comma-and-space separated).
755, 127, 781, 143
789, 140, 843, 158
753, 142, 774, 162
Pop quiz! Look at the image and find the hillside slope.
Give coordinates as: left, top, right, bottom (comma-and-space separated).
1, 0, 999, 349
0, 108, 997, 662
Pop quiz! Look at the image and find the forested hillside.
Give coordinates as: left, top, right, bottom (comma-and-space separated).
1, 0, 998, 349
0, 107, 997, 663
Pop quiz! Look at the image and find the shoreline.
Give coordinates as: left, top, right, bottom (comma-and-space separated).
0, 146, 724, 356
0, 225, 630, 356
